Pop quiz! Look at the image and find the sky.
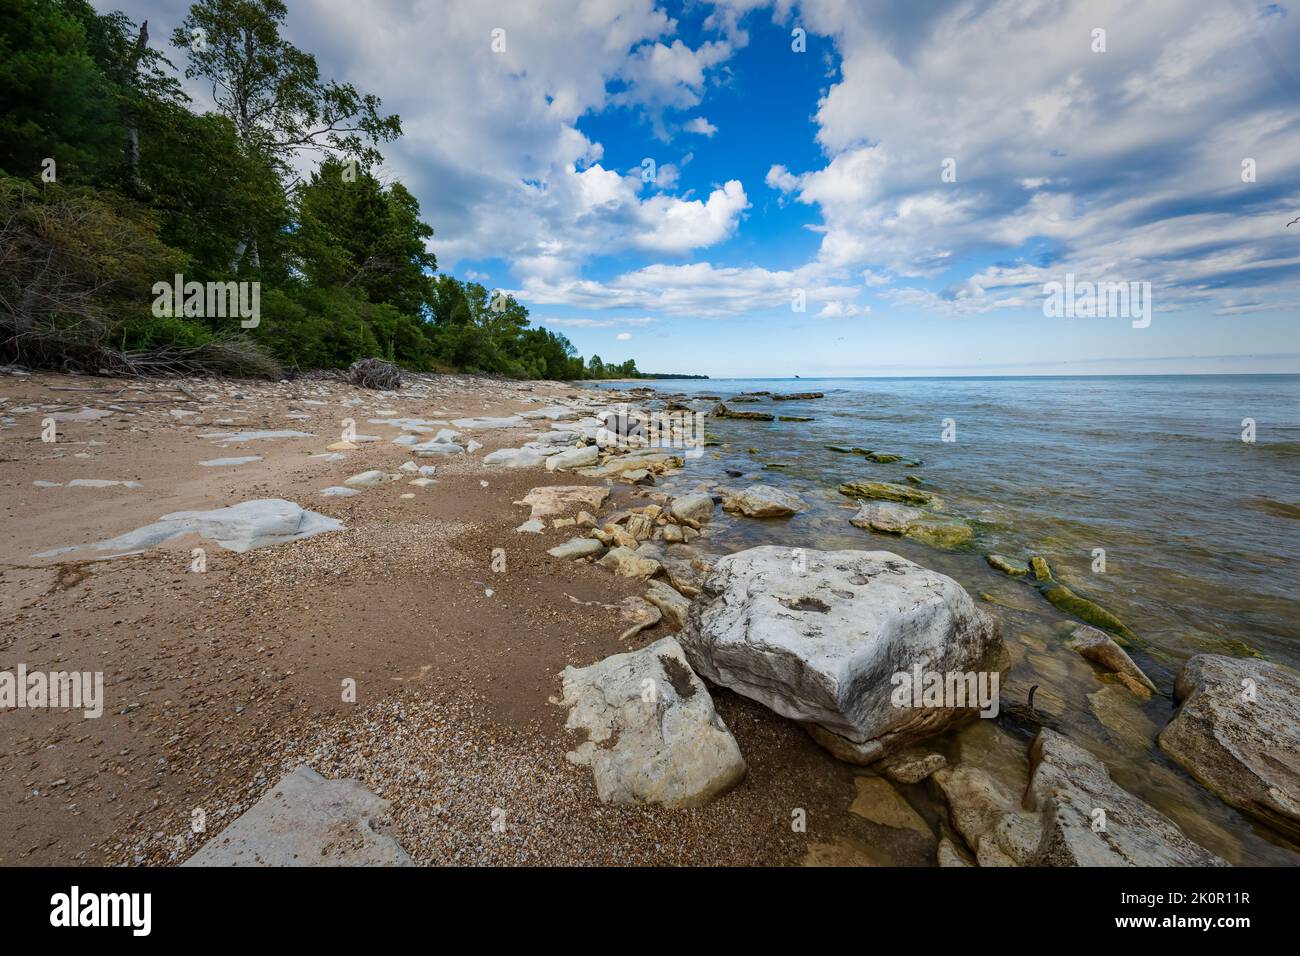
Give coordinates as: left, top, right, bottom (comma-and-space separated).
97, 0, 1300, 376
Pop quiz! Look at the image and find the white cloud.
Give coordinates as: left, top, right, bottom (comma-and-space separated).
684, 116, 719, 136
517, 261, 865, 318
239, 0, 747, 277
616, 332, 633, 341
768, 0, 1300, 310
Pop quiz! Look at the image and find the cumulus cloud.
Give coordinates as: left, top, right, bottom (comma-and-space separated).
515, 261, 864, 317
161, 0, 750, 277
767, 0, 1300, 312
684, 116, 719, 136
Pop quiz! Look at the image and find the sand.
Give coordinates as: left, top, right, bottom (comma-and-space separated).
0, 369, 919, 866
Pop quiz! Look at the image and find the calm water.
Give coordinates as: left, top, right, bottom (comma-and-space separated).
588, 374, 1300, 864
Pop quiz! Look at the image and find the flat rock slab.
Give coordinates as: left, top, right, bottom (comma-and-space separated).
34, 498, 343, 557
199, 430, 314, 442
678, 546, 1002, 764
451, 415, 526, 430
1159, 654, 1300, 840
199, 456, 263, 467
1028, 729, 1226, 866
722, 484, 807, 518
560, 636, 746, 808
183, 767, 412, 866
517, 485, 610, 519
483, 447, 546, 468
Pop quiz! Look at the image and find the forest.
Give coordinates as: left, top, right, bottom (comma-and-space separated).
0, 0, 651, 380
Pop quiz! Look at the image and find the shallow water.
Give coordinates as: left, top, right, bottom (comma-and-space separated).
588, 374, 1300, 864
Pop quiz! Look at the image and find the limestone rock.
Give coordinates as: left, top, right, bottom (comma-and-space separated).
559, 637, 746, 808
183, 767, 411, 866
1158, 654, 1300, 840
721, 484, 807, 518
1027, 729, 1227, 866
677, 546, 1003, 763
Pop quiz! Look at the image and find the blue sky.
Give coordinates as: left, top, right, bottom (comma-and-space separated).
100, 0, 1300, 375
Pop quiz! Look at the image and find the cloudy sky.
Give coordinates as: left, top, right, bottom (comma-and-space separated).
101, 0, 1300, 376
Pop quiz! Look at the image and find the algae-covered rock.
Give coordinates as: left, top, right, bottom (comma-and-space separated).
986, 554, 1029, 578
850, 502, 972, 550
710, 402, 774, 421
1038, 581, 1139, 646
1027, 556, 1140, 645
838, 479, 939, 507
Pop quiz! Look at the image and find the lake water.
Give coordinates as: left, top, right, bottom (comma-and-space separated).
587, 374, 1300, 864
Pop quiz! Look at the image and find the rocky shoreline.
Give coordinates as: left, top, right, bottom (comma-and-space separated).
1, 371, 1296, 866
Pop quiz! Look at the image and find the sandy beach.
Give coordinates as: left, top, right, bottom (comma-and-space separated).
0, 369, 917, 867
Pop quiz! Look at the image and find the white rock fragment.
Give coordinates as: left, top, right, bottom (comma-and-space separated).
200, 430, 314, 442
320, 487, 360, 497
343, 470, 393, 487
199, 456, 263, 467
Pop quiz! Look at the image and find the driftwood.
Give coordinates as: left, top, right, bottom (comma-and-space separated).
348, 358, 402, 390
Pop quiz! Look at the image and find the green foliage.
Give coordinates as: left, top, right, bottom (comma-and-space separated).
171, 0, 401, 175
0, 0, 647, 381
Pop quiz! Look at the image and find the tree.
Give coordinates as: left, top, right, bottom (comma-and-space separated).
171, 0, 400, 178
294, 159, 435, 315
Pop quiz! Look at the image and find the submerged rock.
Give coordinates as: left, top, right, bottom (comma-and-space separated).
710, 402, 774, 421
1067, 625, 1156, 692
1158, 654, 1300, 840
677, 546, 1003, 763
1027, 729, 1226, 866
851, 501, 973, 549
985, 554, 1029, 577
559, 637, 746, 808
183, 766, 411, 866
839, 479, 939, 508
721, 484, 807, 518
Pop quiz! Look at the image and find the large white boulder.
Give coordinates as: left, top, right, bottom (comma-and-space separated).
678, 546, 1003, 763
560, 637, 746, 808
1159, 654, 1300, 840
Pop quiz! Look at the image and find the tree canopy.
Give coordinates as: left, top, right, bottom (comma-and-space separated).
0, 0, 648, 380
